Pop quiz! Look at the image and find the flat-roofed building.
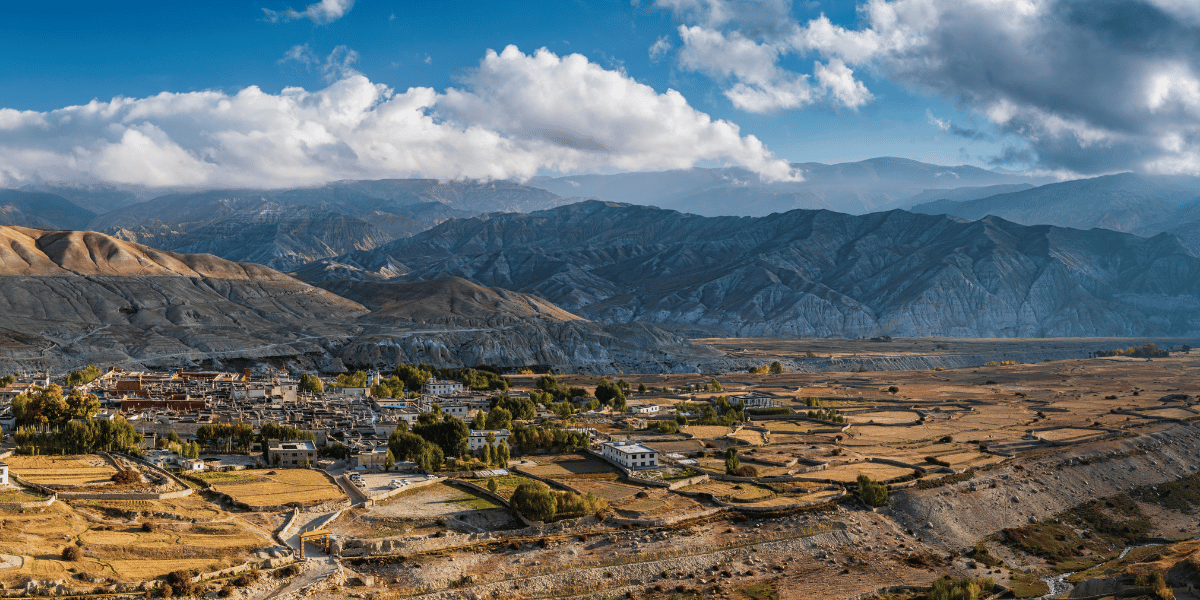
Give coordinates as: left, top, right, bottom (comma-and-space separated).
269, 440, 318, 467
601, 440, 659, 470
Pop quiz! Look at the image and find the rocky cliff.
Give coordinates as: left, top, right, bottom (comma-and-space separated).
298, 200, 1200, 338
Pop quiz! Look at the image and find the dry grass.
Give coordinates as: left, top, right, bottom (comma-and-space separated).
521, 456, 617, 478
819, 463, 916, 483
561, 478, 644, 501
6, 455, 116, 487
681, 481, 775, 502
198, 469, 345, 507
683, 425, 733, 439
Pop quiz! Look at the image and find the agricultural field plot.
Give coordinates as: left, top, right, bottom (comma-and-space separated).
643, 440, 705, 455
197, 469, 345, 508
608, 489, 704, 519
464, 475, 541, 500
562, 478, 645, 501
0, 487, 45, 503
1135, 407, 1199, 420
0, 500, 259, 588
520, 455, 617, 478
818, 462, 917, 483
1035, 428, 1110, 443
846, 411, 921, 425
729, 428, 767, 445
682, 425, 733, 439
680, 480, 775, 502
6, 455, 116, 487
926, 451, 1004, 469
74, 494, 226, 522
757, 420, 828, 433
342, 482, 519, 535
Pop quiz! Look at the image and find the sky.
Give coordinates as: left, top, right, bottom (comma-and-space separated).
1, 0, 1199, 188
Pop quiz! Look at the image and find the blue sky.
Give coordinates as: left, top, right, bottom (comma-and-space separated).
1, 1, 1198, 187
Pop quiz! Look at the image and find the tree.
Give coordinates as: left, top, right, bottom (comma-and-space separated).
168, 430, 182, 445
769, 361, 784, 374
485, 407, 512, 431
856, 474, 888, 507
388, 430, 425, 462
487, 477, 499, 494
510, 482, 556, 522
481, 443, 493, 465
65, 388, 100, 421
724, 448, 740, 474
710, 378, 722, 392
638, 382, 646, 393
66, 365, 103, 387
594, 380, 624, 405
413, 414, 470, 458
0, 374, 14, 387
676, 413, 687, 426
496, 440, 511, 466
413, 441, 443, 472
888, 386, 899, 394
384, 450, 395, 471
471, 411, 486, 430
298, 373, 323, 395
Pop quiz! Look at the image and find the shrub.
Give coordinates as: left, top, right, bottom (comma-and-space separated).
856, 474, 889, 507
62, 545, 83, 561
928, 576, 994, 600
166, 570, 196, 597
112, 470, 142, 485
730, 465, 759, 477
280, 564, 301, 577
142, 522, 156, 532
218, 586, 233, 598
511, 482, 556, 522
925, 456, 951, 468
160, 584, 174, 598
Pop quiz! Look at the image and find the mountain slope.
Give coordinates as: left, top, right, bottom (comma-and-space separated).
298, 200, 1200, 338
87, 179, 569, 271
0, 189, 96, 230
910, 173, 1200, 237
528, 157, 1045, 216
0, 227, 717, 375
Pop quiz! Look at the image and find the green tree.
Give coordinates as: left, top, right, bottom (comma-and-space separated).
594, 380, 624, 405
413, 414, 470, 458
168, 430, 182, 445
510, 482, 556, 522
637, 382, 646, 393
413, 441, 444, 472
710, 378, 722, 392
487, 477, 498, 494
769, 361, 784, 374
481, 443, 493, 465
724, 448, 740, 474
0, 374, 15, 387
65, 388, 100, 421
496, 440, 511, 466
856, 474, 888, 507
485, 407, 512, 431
388, 430, 425, 462
66, 365, 103, 387
298, 373, 323, 395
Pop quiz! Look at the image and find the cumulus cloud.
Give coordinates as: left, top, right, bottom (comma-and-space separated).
661, 0, 1200, 175
0, 46, 798, 187
264, 0, 355, 24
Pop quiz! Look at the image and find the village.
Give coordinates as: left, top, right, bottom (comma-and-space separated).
0, 347, 1197, 599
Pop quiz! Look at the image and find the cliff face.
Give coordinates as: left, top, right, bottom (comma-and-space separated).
299, 200, 1200, 338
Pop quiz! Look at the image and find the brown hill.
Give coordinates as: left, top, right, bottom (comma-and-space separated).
0, 226, 291, 280
318, 277, 582, 323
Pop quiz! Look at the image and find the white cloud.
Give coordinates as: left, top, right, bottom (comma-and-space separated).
925, 108, 950, 131
813, 59, 872, 109
660, 0, 1200, 174
264, 0, 355, 24
649, 36, 673, 61
0, 46, 799, 187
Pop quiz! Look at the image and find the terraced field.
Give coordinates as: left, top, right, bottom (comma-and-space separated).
197, 469, 345, 508
7, 455, 116, 487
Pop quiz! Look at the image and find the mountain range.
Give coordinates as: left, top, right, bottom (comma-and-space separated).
528, 157, 1048, 216
297, 200, 1200, 338
0, 226, 717, 375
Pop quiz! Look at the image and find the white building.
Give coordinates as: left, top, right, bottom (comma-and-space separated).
631, 404, 660, 415
0, 462, 8, 485
735, 393, 775, 409
178, 458, 205, 472
467, 429, 510, 451
601, 440, 659, 470
423, 380, 464, 396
